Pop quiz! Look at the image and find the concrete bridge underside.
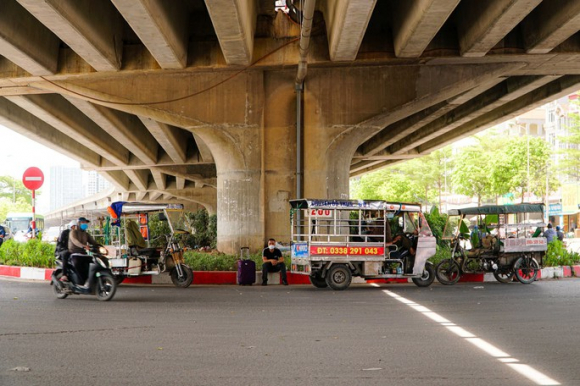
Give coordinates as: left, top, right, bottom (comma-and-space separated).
1, 0, 580, 253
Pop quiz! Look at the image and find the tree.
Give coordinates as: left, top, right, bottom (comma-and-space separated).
492, 136, 558, 202
0, 176, 30, 203
351, 146, 452, 207
452, 135, 499, 206
0, 197, 32, 223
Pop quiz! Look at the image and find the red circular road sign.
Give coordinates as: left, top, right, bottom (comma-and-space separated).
22, 167, 44, 190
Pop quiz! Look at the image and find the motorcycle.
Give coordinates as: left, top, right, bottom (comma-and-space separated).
50, 245, 117, 301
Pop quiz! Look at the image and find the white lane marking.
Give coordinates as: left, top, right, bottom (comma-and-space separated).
465, 338, 510, 358
446, 326, 475, 338
381, 288, 560, 385
507, 364, 561, 386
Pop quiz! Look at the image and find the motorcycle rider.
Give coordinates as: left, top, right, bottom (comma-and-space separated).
57, 219, 77, 282
68, 217, 97, 286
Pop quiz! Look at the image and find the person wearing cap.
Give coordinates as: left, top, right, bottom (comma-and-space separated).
68, 217, 97, 285
556, 226, 565, 242
543, 223, 557, 243
56, 220, 78, 282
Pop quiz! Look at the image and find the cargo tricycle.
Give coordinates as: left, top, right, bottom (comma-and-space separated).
290, 199, 436, 290
106, 202, 194, 288
435, 204, 547, 285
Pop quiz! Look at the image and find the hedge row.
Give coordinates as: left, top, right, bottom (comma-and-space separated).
0, 239, 55, 268
1, 238, 579, 271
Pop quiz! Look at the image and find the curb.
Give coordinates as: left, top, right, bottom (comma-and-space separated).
1, 265, 578, 284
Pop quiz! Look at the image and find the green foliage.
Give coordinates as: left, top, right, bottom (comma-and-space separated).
428, 244, 451, 265
0, 176, 31, 203
351, 147, 452, 206
544, 240, 580, 267
492, 136, 558, 200
424, 206, 447, 247
148, 214, 171, 247
0, 239, 55, 267
0, 197, 32, 224
452, 135, 497, 205
183, 250, 290, 271
184, 210, 217, 248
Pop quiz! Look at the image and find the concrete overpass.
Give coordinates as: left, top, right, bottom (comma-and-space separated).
1, 0, 580, 253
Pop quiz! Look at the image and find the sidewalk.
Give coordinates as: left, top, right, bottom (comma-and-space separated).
1, 264, 578, 284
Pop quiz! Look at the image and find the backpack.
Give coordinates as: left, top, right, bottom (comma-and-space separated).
55, 229, 71, 254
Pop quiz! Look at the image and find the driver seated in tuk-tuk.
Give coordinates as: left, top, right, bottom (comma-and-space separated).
385, 229, 418, 273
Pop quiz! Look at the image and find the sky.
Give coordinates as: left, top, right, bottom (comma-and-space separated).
1, 124, 80, 213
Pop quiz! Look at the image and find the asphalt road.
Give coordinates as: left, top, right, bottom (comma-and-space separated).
1, 278, 579, 386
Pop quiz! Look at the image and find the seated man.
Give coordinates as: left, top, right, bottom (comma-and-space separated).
261, 238, 288, 286
386, 230, 417, 273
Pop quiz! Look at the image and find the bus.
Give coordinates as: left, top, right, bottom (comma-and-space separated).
5, 212, 45, 235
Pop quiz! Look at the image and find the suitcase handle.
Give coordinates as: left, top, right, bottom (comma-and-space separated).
240, 247, 250, 260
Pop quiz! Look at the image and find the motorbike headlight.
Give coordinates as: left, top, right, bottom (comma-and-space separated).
96, 257, 108, 269
98, 246, 108, 255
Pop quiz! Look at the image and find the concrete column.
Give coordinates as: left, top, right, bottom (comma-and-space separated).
192, 125, 263, 254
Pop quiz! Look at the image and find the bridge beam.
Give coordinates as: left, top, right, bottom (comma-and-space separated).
456, 0, 542, 57
0, 97, 100, 167
392, 0, 460, 58
111, 0, 189, 69
16, 0, 123, 71
5, 94, 130, 166
0, 0, 59, 75
204, 0, 257, 65
322, 0, 377, 61
65, 98, 159, 165
523, 0, 580, 54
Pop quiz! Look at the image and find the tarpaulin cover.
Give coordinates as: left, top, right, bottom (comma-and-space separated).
448, 204, 545, 216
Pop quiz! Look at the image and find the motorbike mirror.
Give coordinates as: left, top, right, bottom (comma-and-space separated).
158, 212, 167, 221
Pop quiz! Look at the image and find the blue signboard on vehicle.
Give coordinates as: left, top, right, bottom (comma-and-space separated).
292, 243, 308, 258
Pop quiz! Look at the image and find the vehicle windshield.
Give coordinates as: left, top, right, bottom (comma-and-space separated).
165, 209, 189, 233
442, 215, 462, 240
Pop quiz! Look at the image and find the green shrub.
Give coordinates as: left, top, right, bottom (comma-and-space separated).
183, 250, 290, 271
0, 239, 55, 268
425, 206, 448, 247
544, 240, 580, 267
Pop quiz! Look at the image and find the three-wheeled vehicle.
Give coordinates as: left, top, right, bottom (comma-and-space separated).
106, 202, 194, 288
290, 199, 436, 290
436, 204, 546, 285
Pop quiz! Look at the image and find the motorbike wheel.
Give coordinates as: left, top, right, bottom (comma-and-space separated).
96, 273, 117, 301
493, 269, 514, 284
171, 264, 194, 288
435, 259, 461, 285
514, 257, 540, 284
309, 273, 328, 288
412, 263, 435, 287
52, 272, 68, 299
325, 264, 352, 290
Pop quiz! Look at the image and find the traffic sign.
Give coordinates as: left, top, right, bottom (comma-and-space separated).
22, 167, 44, 190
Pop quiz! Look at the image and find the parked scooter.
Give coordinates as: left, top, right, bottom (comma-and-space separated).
51, 245, 117, 301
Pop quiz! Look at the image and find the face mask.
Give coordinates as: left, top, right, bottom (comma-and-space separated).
80, 223, 88, 231
268, 245, 275, 250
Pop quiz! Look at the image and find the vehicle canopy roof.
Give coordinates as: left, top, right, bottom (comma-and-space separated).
447, 203, 545, 216
111, 201, 184, 215
289, 199, 421, 212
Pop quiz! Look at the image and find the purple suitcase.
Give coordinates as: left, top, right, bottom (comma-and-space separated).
237, 247, 255, 285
